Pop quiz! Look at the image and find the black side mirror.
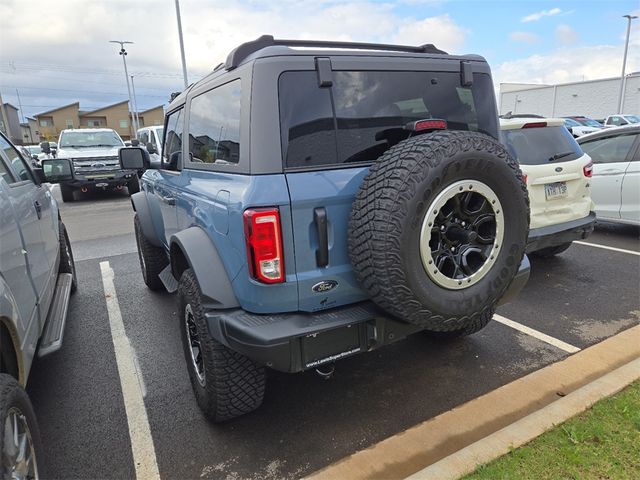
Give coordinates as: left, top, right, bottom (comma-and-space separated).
41, 141, 51, 154
119, 147, 150, 171
145, 142, 157, 155
131, 139, 140, 146
40, 158, 74, 183
32, 154, 39, 161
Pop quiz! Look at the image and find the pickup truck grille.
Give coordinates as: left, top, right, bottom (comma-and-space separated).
73, 158, 120, 172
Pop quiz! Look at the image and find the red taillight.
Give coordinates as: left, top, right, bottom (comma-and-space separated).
522, 174, 528, 184
522, 122, 547, 128
583, 161, 593, 178
244, 208, 285, 283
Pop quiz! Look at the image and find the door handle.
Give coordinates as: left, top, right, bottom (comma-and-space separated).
159, 195, 175, 206
34, 201, 42, 219
314, 207, 329, 267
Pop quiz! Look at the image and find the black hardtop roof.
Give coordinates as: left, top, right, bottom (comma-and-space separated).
166, 35, 488, 111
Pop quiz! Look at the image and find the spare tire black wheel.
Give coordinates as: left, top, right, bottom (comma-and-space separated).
349, 130, 529, 335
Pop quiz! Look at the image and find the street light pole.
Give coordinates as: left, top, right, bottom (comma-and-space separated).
109, 40, 138, 139
130, 75, 141, 133
174, 0, 189, 89
617, 14, 638, 113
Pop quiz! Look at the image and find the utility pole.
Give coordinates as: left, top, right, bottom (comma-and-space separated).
15, 89, 26, 123
109, 40, 138, 139
175, 0, 189, 89
130, 75, 141, 133
617, 14, 638, 113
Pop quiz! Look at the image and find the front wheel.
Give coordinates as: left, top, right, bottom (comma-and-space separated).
178, 268, 266, 422
134, 214, 168, 291
0, 374, 43, 479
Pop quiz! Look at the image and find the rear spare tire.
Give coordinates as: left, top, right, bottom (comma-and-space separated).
348, 130, 529, 335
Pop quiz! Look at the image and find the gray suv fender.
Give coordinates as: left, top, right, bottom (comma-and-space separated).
169, 227, 240, 310
131, 192, 163, 247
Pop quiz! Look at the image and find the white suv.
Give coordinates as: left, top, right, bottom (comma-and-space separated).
136, 125, 163, 168
500, 117, 596, 257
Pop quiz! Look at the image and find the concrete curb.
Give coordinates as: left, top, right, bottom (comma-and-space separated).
406, 357, 640, 480
306, 325, 640, 480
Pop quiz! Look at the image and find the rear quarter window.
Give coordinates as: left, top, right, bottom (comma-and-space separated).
579, 133, 637, 164
500, 126, 583, 165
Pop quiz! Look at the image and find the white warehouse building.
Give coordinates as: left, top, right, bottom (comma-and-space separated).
499, 73, 640, 120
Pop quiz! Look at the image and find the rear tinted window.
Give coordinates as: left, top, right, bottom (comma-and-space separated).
279, 71, 498, 169
500, 126, 582, 165
579, 133, 637, 164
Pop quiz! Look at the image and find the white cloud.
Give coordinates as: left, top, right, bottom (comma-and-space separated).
494, 43, 640, 86
509, 31, 541, 44
555, 24, 578, 45
521, 7, 562, 23
0, 0, 469, 118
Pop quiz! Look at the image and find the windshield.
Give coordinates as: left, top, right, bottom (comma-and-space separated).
576, 118, 602, 127
25, 145, 41, 154
625, 115, 640, 124
500, 126, 583, 165
564, 118, 581, 127
59, 130, 124, 148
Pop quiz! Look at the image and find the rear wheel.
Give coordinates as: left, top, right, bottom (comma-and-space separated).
134, 214, 168, 291
349, 131, 529, 336
178, 268, 266, 422
531, 242, 572, 258
60, 184, 74, 203
0, 374, 43, 480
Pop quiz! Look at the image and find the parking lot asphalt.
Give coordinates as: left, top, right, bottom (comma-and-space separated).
27, 188, 640, 480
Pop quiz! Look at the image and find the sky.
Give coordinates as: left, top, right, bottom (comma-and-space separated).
0, 0, 638, 120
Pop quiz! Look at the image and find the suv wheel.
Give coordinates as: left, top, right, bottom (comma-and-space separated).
349, 130, 529, 336
58, 221, 77, 293
60, 184, 74, 203
0, 374, 43, 480
531, 242, 572, 258
127, 176, 140, 195
178, 268, 266, 422
134, 214, 168, 291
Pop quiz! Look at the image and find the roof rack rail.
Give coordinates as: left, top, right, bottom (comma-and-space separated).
225, 35, 447, 70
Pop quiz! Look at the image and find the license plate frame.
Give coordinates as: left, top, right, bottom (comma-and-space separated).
544, 181, 568, 200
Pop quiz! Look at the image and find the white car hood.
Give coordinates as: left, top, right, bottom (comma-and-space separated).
57, 146, 121, 159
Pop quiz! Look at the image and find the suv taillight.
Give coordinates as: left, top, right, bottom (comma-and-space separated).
583, 161, 593, 178
244, 208, 285, 283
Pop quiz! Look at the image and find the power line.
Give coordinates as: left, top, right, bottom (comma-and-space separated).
0, 71, 185, 91
0, 84, 168, 99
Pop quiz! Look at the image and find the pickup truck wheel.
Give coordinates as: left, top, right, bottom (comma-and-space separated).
531, 242, 572, 258
127, 177, 140, 195
60, 184, 74, 203
134, 214, 168, 291
0, 374, 43, 480
58, 222, 77, 293
178, 268, 266, 422
349, 130, 529, 334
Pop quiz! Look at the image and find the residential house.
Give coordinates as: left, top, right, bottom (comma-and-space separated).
35, 102, 80, 140
1, 103, 23, 145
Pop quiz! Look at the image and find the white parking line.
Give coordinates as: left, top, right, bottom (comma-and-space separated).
100, 261, 160, 480
573, 240, 640, 256
493, 314, 581, 354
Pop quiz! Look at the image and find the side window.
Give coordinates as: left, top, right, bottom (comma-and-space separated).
149, 131, 158, 148
580, 134, 637, 164
0, 135, 34, 183
0, 157, 15, 185
163, 108, 184, 168
139, 131, 149, 145
188, 80, 242, 165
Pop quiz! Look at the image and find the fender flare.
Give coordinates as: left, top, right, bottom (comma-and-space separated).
131, 192, 162, 247
170, 227, 239, 309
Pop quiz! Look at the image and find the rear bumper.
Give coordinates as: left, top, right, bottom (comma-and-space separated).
526, 212, 596, 253
205, 258, 531, 373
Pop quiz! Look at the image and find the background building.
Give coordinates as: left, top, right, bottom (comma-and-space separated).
32, 101, 164, 141
499, 73, 640, 120
0, 103, 23, 145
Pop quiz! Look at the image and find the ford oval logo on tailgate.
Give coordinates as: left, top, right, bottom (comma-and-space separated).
312, 280, 338, 293
555, 166, 563, 172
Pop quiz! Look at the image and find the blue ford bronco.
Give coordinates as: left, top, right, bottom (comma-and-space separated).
122, 36, 531, 422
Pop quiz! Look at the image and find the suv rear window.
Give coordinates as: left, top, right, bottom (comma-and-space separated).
279, 71, 498, 169
500, 126, 582, 165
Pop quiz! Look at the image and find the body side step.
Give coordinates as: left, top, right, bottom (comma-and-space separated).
38, 273, 73, 357
159, 265, 178, 293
